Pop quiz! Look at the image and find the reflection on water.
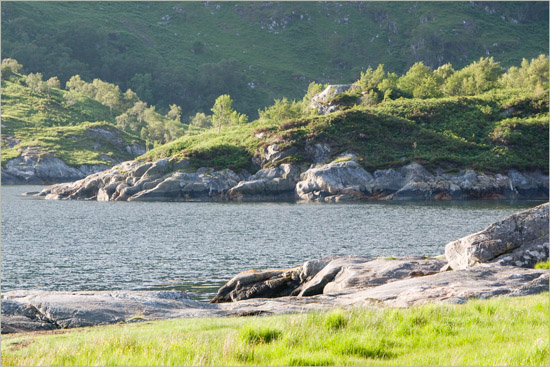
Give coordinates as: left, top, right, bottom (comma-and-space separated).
2, 185, 544, 301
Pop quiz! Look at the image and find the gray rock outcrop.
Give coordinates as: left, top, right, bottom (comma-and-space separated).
36, 155, 548, 202
445, 203, 549, 269
309, 84, 359, 115
211, 256, 446, 302
226, 164, 301, 201
2, 133, 146, 185
296, 160, 374, 202
1, 148, 111, 185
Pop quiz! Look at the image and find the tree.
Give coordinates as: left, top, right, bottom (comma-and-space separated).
65, 75, 86, 93
397, 62, 433, 97
167, 104, 182, 123
443, 57, 503, 96
128, 101, 148, 123
302, 81, 326, 110
115, 113, 130, 131
258, 98, 303, 122
123, 89, 139, 109
25, 72, 46, 93
46, 76, 61, 89
357, 64, 386, 91
45, 76, 60, 96
189, 112, 212, 128
211, 94, 240, 133
500, 54, 549, 91
1, 58, 23, 80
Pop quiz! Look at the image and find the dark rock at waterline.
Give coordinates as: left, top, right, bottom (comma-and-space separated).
210, 256, 446, 303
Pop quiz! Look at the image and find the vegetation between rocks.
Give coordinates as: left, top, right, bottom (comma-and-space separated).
1, 293, 548, 366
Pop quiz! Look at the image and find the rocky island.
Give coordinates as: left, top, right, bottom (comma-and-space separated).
2, 202, 548, 334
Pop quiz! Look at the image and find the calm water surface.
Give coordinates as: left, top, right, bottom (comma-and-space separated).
2, 185, 543, 300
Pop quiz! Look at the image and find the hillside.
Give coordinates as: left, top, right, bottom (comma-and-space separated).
1, 1, 548, 118
144, 90, 549, 174
1, 76, 145, 184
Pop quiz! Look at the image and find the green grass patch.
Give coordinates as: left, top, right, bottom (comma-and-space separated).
1, 79, 144, 167
2, 293, 548, 366
535, 260, 549, 270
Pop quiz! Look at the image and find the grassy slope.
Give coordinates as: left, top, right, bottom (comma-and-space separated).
2, 2, 548, 117
1, 78, 143, 167
1, 293, 548, 366
143, 90, 549, 173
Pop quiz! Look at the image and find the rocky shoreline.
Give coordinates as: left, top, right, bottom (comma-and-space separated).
2, 203, 548, 334
34, 155, 548, 202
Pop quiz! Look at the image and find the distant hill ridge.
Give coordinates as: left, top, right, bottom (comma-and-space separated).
1, 1, 548, 118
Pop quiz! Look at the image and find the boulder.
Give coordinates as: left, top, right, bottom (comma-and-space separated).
210, 268, 302, 303
211, 257, 336, 303
227, 164, 300, 201
296, 160, 373, 202
445, 203, 549, 269
309, 84, 358, 115
315, 257, 445, 295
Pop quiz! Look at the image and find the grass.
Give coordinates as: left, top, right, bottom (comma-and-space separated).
141, 89, 548, 174
1, 293, 548, 366
535, 260, 549, 270
1, 78, 144, 167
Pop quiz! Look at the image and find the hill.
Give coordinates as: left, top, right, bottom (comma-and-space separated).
1, 1, 548, 118
145, 90, 549, 174
1, 76, 146, 184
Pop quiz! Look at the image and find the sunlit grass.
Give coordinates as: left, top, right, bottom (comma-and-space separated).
2, 293, 548, 366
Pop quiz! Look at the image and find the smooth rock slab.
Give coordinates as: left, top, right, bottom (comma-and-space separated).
3, 265, 548, 333
336, 265, 549, 308
1, 290, 222, 334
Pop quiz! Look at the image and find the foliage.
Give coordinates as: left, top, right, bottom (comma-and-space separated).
1, 2, 547, 120
1, 58, 22, 80
189, 112, 213, 129
258, 97, 303, 122
534, 260, 549, 270
1, 294, 548, 366
501, 54, 550, 91
1, 73, 144, 167
211, 94, 248, 133
443, 57, 503, 96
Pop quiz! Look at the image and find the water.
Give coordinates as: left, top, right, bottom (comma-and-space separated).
1, 185, 544, 301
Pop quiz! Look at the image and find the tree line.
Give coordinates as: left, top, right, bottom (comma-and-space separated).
1, 54, 548, 146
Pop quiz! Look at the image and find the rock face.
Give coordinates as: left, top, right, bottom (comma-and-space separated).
227, 164, 301, 201
445, 203, 549, 269
36, 157, 549, 202
1, 148, 111, 185
296, 161, 374, 202
309, 84, 359, 115
2, 136, 146, 185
